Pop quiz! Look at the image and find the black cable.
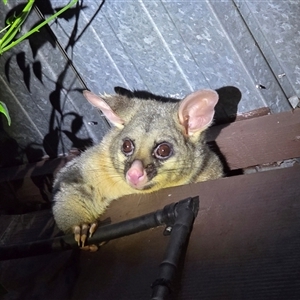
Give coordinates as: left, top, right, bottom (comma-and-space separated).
0, 197, 198, 261
151, 196, 199, 299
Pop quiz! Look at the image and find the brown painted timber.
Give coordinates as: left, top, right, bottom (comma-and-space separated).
0, 108, 298, 182
2, 163, 299, 299
235, 106, 270, 121
0, 109, 299, 206
67, 164, 300, 299
208, 108, 300, 169
0, 108, 300, 299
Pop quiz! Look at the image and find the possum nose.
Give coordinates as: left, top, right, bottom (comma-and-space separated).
126, 160, 148, 189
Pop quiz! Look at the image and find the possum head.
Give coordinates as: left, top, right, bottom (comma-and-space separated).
83, 89, 218, 191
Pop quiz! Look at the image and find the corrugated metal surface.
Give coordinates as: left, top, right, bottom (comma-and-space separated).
0, 0, 299, 164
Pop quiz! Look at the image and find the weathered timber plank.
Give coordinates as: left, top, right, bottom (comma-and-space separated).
208, 108, 300, 169
0, 110, 299, 206
235, 106, 270, 121
0, 154, 79, 208
0, 109, 298, 183
103, 164, 300, 224
0, 164, 299, 299
0, 152, 78, 182
71, 165, 300, 299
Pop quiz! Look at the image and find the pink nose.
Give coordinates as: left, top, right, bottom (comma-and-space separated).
127, 169, 143, 185
126, 160, 147, 188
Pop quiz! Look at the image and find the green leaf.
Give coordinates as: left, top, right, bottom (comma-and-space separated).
3, 0, 8, 5
0, 101, 11, 126
0, 0, 78, 55
0, 0, 35, 51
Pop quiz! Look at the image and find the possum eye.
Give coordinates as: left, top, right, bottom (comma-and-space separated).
153, 142, 173, 160
122, 139, 134, 156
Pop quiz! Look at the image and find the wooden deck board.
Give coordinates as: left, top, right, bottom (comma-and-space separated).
66, 165, 300, 299
209, 108, 300, 169
0, 109, 299, 207
0, 108, 299, 184
1, 109, 300, 299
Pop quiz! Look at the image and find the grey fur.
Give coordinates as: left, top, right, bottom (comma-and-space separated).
52, 91, 224, 233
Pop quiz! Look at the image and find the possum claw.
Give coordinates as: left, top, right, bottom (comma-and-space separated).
73, 225, 81, 246
80, 224, 89, 246
72, 222, 99, 248
81, 244, 99, 252
89, 222, 98, 237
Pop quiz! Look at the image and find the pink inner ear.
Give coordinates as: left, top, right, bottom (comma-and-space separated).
178, 89, 219, 135
83, 90, 124, 127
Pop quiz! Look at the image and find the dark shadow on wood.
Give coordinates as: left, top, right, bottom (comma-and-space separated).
114, 85, 242, 125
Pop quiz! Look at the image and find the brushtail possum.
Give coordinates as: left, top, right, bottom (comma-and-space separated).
52, 88, 224, 245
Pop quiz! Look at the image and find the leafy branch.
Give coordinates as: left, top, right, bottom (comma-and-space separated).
0, 0, 78, 125
0, 0, 78, 54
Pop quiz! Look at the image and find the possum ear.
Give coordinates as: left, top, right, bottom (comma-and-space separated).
178, 89, 218, 136
83, 90, 124, 128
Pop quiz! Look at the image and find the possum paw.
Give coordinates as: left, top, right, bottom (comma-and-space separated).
73, 222, 98, 248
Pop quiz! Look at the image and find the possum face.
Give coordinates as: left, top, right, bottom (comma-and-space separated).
111, 124, 188, 191
83, 89, 219, 191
